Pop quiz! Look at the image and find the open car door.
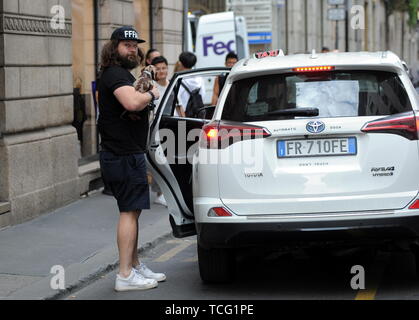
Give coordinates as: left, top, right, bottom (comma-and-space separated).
147, 68, 230, 238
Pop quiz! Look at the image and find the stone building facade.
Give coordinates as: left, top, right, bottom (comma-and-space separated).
0, 0, 78, 228
191, 0, 418, 68
271, 0, 418, 68
0, 0, 184, 228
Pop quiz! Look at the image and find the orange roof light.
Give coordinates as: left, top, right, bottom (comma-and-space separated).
293, 66, 335, 72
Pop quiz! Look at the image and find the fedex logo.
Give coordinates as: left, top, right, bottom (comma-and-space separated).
203, 36, 235, 56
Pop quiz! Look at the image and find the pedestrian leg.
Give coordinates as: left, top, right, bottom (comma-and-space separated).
132, 211, 142, 268
117, 211, 141, 278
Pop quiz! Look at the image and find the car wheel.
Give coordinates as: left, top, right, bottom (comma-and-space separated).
198, 244, 235, 283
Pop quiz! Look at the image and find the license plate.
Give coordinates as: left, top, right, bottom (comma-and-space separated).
277, 137, 357, 158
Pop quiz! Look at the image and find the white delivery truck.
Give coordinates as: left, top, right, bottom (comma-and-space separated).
189, 11, 249, 68
185, 11, 249, 103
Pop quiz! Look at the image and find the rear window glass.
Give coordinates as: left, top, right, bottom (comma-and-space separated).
222, 70, 412, 122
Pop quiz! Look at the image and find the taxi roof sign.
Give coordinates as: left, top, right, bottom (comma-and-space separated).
254, 49, 284, 59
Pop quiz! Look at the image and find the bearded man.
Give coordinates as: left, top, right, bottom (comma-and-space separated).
97, 26, 165, 292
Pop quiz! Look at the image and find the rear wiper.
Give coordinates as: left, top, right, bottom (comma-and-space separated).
266, 108, 319, 117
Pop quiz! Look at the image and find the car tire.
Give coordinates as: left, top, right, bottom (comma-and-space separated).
411, 243, 419, 278
198, 244, 235, 283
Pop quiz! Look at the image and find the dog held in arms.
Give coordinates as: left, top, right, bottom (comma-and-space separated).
121, 65, 158, 121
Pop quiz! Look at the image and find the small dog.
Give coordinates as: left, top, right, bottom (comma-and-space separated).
121, 65, 158, 121
135, 65, 157, 93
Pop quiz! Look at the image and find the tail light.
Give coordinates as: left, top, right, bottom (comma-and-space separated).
361, 112, 419, 141
409, 200, 419, 210
200, 122, 271, 149
208, 207, 233, 217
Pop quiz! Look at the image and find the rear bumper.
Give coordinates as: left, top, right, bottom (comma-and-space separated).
196, 215, 419, 249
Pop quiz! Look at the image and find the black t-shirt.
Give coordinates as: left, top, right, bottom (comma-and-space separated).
98, 66, 149, 155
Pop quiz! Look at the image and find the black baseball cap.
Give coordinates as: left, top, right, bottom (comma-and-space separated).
111, 26, 146, 43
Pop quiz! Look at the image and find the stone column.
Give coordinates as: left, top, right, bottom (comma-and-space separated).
96, 0, 136, 64
97, 0, 183, 82
0, 0, 79, 227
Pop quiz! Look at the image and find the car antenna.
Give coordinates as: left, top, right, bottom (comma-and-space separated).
310, 49, 318, 59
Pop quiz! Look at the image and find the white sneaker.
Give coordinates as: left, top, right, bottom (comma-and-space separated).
135, 263, 166, 282
154, 194, 167, 207
115, 269, 158, 292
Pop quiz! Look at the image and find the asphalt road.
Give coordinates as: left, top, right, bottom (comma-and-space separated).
61, 235, 419, 300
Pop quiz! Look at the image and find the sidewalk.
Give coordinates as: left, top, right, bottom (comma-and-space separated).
0, 190, 172, 300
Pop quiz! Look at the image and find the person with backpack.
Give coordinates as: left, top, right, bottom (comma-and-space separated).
175, 51, 205, 117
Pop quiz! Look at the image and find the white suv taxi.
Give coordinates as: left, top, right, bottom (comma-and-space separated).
147, 51, 419, 283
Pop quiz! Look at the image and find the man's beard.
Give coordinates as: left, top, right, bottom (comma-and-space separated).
117, 53, 140, 70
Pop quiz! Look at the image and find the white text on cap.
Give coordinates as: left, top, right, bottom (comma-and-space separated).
124, 30, 138, 39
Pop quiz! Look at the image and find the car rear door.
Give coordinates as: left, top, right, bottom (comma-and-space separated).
147, 68, 230, 237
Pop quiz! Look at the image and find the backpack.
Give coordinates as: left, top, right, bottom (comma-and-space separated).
181, 82, 204, 118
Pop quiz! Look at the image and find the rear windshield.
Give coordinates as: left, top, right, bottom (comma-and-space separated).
222, 70, 412, 122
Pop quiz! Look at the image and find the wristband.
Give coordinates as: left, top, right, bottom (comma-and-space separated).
148, 91, 155, 102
